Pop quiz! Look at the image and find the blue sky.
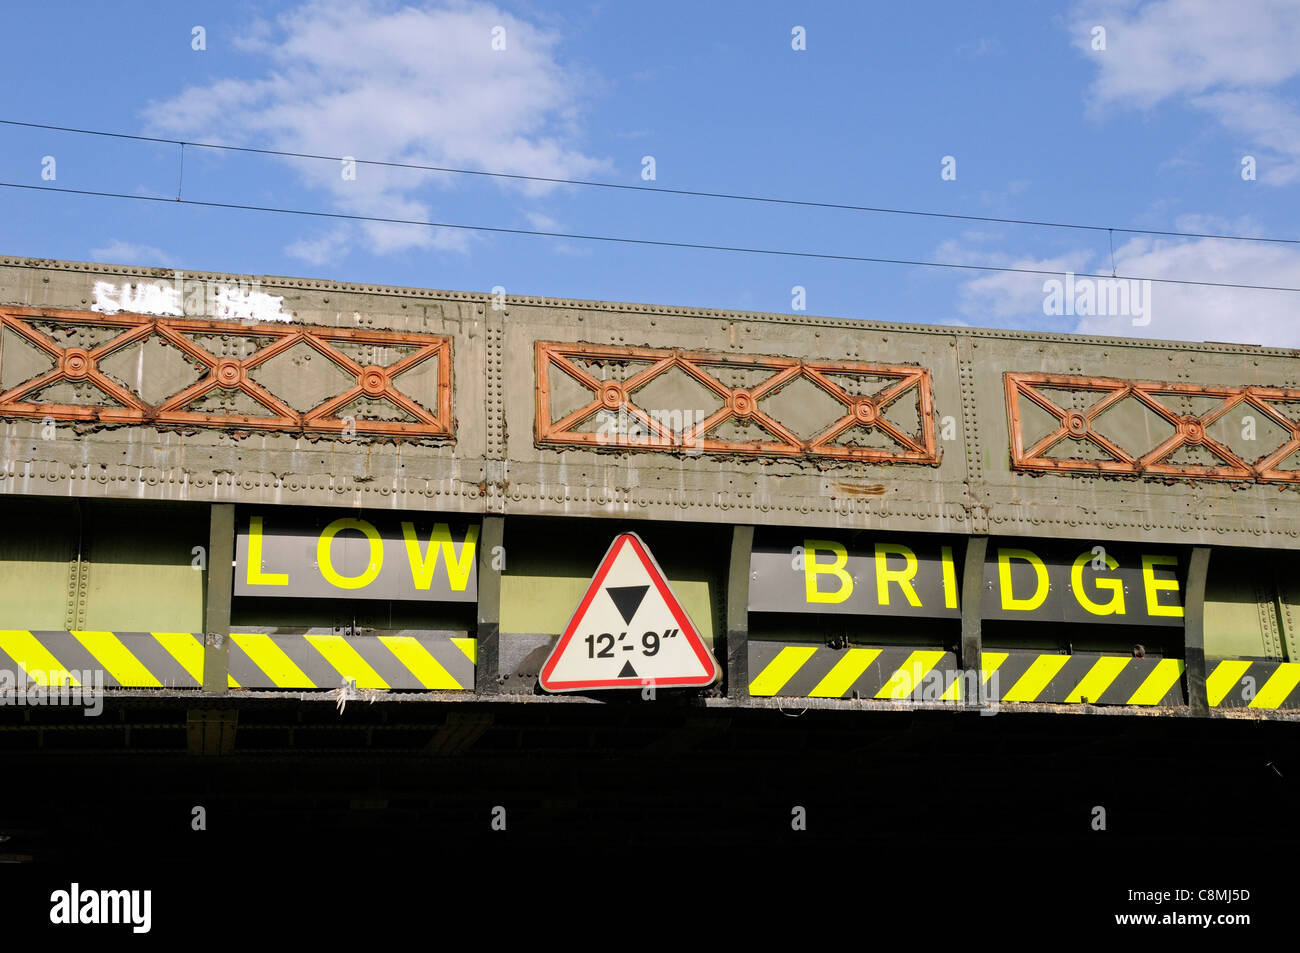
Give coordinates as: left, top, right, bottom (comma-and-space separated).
1, 0, 1298, 344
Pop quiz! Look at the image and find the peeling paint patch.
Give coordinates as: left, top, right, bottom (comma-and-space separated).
92, 280, 182, 317
833, 482, 886, 497
91, 273, 290, 323
211, 285, 290, 322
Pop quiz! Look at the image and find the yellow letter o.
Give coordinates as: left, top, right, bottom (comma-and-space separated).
318, 518, 383, 590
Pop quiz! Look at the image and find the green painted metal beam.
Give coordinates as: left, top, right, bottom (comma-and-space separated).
1184, 546, 1212, 716
960, 536, 987, 681
476, 515, 504, 694
202, 504, 235, 695
726, 524, 754, 701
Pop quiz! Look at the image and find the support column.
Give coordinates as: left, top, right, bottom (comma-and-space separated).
1184, 545, 1212, 715
475, 515, 505, 694
1272, 556, 1299, 660
201, 504, 235, 695
960, 536, 987, 671
725, 525, 754, 702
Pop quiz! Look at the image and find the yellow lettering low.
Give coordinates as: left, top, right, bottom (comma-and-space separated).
403, 522, 479, 591
318, 518, 383, 590
245, 516, 288, 587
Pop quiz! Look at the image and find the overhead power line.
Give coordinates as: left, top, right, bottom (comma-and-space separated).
2, 118, 1298, 248
4, 181, 1300, 294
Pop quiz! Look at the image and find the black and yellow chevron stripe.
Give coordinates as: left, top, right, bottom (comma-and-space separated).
0, 630, 475, 691
748, 642, 1186, 706
227, 632, 475, 690
1207, 658, 1300, 710
748, 644, 963, 700
0, 630, 206, 688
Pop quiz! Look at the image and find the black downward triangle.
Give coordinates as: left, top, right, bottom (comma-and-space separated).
618, 661, 638, 678
606, 585, 649, 625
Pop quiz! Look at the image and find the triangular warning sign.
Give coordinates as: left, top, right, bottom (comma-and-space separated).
539, 533, 720, 692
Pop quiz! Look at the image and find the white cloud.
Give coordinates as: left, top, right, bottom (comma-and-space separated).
1189, 90, 1300, 185
1156, 155, 1200, 174
1168, 212, 1270, 238
523, 211, 561, 232
144, 0, 607, 254
936, 234, 1093, 321
943, 231, 1300, 347
1074, 235, 1300, 345
1073, 0, 1300, 183
88, 240, 177, 268
518, 211, 590, 256
285, 226, 351, 266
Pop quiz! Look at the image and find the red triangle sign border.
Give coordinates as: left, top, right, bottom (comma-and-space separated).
539, 532, 720, 692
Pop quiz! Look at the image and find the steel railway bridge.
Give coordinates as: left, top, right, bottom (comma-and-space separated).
0, 257, 1293, 914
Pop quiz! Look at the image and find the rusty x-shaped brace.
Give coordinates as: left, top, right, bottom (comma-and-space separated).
536, 341, 939, 463
1005, 371, 1300, 482
0, 308, 452, 439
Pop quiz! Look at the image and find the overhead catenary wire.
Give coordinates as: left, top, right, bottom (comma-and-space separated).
175, 141, 185, 201
2, 117, 1298, 249
4, 180, 1300, 294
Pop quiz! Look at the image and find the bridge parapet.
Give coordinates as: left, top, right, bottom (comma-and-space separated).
2, 256, 1296, 549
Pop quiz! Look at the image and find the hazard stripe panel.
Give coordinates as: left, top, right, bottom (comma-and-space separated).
0, 630, 200, 688
0, 631, 475, 691
228, 632, 475, 690
1207, 658, 1300, 710
749, 644, 958, 701
747, 643, 1186, 706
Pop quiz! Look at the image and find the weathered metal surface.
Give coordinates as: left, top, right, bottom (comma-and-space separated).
0, 306, 452, 439
505, 300, 970, 539
535, 340, 939, 464
0, 260, 482, 512
1006, 370, 1300, 482
2, 256, 1300, 551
